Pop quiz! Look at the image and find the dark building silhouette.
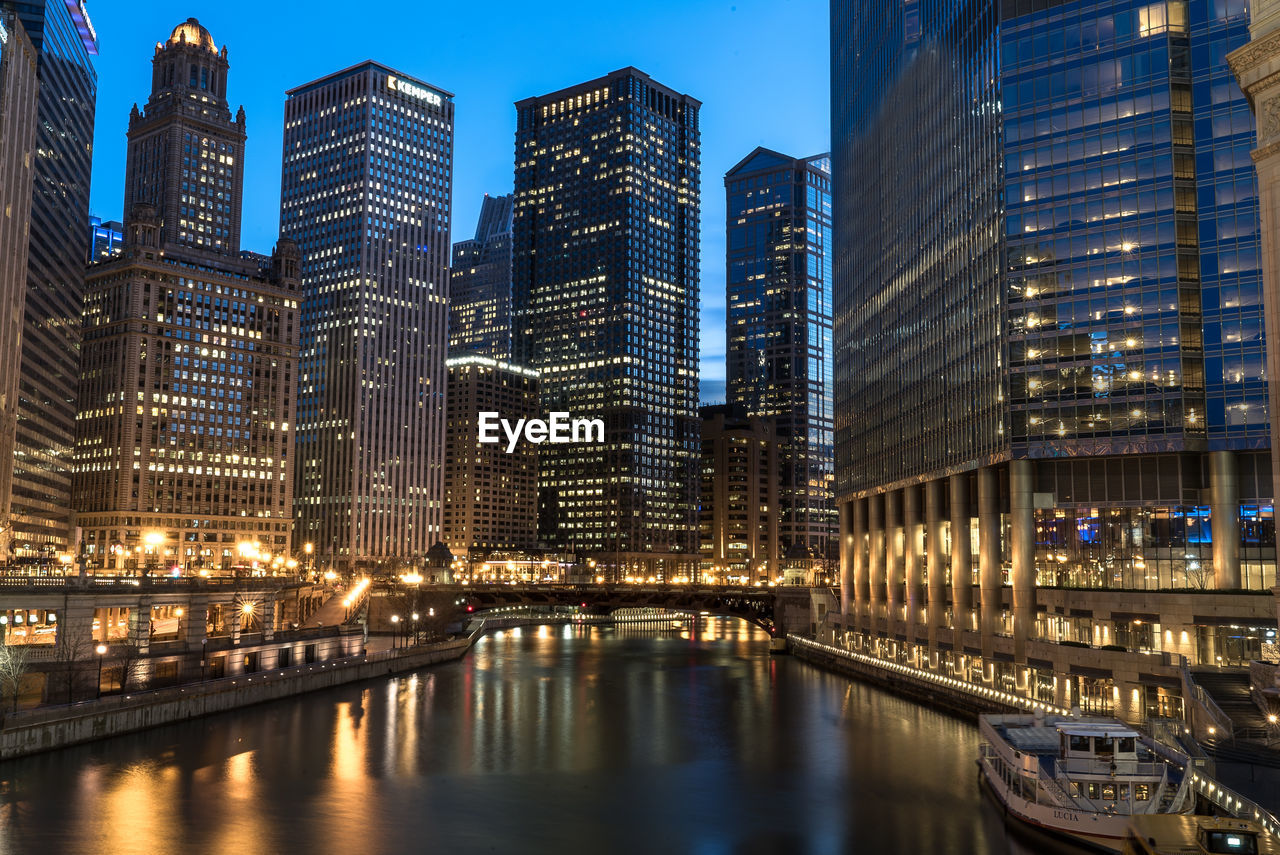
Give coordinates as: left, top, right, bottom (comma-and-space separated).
450, 194, 514, 359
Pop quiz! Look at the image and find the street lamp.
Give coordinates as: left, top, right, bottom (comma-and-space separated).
95, 643, 107, 698
142, 530, 165, 578
390, 614, 400, 649
411, 612, 419, 645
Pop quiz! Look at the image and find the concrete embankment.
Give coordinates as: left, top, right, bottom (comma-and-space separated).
0, 615, 595, 760
788, 635, 1033, 719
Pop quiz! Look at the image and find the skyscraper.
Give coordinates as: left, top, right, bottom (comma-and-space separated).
698, 404, 778, 583
724, 148, 835, 573
88, 215, 124, 261
833, 0, 1274, 709
450, 194, 513, 359
512, 68, 701, 580
443, 355, 539, 557
123, 17, 243, 255
6, 0, 96, 560
0, 7, 39, 564
74, 18, 299, 575
281, 62, 454, 572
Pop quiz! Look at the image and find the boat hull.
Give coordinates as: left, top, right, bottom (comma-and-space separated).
978, 759, 1129, 854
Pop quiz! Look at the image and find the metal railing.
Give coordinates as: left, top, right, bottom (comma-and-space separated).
1180, 656, 1235, 737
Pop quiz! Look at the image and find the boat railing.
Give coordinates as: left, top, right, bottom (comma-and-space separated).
1056, 757, 1167, 777
1036, 765, 1084, 810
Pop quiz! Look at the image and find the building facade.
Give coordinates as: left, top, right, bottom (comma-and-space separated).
698, 405, 778, 583
123, 17, 243, 255
450, 194, 513, 359
443, 356, 539, 557
0, 7, 38, 564
281, 62, 454, 572
512, 68, 701, 579
6, 0, 96, 560
724, 147, 835, 568
832, 0, 1274, 719
74, 18, 299, 575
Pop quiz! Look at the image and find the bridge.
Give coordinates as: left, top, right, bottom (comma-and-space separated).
419, 583, 784, 635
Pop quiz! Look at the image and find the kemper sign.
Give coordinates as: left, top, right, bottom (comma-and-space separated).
387, 75, 443, 107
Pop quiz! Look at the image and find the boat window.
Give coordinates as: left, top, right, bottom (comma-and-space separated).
1116, 737, 1136, 754
1204, 830, 1260, 854
1096, 737, 1115, 756
1069, 735, 1092, 753
1101, 783, 1117, 801
1087, 783, 1100, 799
1135, 784, 1150, 801
1068, 781, 1081, 797
1118, 784, 1129, 801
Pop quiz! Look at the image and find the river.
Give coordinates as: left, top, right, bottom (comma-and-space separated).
0, 618, 1088, 854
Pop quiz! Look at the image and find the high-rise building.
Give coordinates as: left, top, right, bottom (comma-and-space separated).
281, 62, 454, 572
124, 17, 243, 255
450, 194, 513, 359
74, 18, 299, 575
698, 404, 778, 583
832, 0, 1275, 716
443, 356, 539, 557
0, 7, 39, 564
6, 0, 96, 560
724, 147, 835, 568
89, 215, 123, 261
512, 68, 701, 580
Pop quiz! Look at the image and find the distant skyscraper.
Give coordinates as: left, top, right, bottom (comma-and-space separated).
724, 147, 835, 566
0, 7, 39, 563
450, 194, 513, 359
6, 0, 96, 559
74, 18, 299, 575
281, 62, 454, 571
512, 68, 701, 579
698, 404, 778, 583
88, 215, 123, 261
124, 17, 243, 255
443, 356, 539, 557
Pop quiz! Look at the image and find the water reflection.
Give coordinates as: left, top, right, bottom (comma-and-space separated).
0, 618, 1089, 854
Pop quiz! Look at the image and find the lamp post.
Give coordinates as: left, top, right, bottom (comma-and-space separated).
201, 637, 208, 682
411, 612, 419, 646
390, 614, 400, 649
304, 542, 314, 579
95, 643, 107, 698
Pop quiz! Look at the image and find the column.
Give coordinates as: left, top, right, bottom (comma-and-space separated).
852, 498, 868, 632
839, 501, 854, 619
1010, 459, 1036, 662
1209, 450, 1241, 590
128, 596, 151, 655
949, 473, 971, 632
978, 465, 1001, 659
262, 593, 277, 641
903, 484, 924, 634
884, 489, 902, 630
1229, 14, 1280, 534
868, 493, 884, 632
926, 478, 947, 645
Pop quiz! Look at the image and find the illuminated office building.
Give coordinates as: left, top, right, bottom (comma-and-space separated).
281, 62, 454, 572
698, 405, 778, 583
5, 0, 96, 559
724, 148, 835, 570
512, 68, 701, 579
0, 7, 38, 563
443, 356, 539, 556
832, 0, 1275, 716
89, 216, 124, 261
450, 194, 513, 359
74, 18, 299, 574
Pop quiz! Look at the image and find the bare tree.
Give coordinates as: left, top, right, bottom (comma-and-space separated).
55, 623, 95, 703
114, 644, 145, 693
0, 642, 30, 714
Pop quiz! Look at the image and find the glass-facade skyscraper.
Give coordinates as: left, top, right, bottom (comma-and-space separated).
281, 62, 454, 572
833, 0, 1273, 709
5, 0, 96, 559
512, 68, 701, 579
450, 193, 514, 359
725, 148, 835, 576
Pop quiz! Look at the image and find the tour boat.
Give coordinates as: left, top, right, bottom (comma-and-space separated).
979, 712, 1194, 852
1122, 815, 1277, 855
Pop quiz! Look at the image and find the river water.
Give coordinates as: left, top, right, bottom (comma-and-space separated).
0, 618, 1088, 854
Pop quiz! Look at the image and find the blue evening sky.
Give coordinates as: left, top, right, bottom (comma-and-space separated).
85, 0, 829, 403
